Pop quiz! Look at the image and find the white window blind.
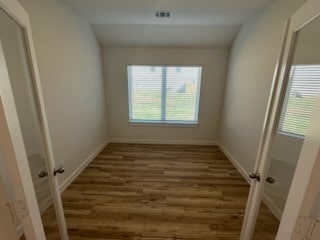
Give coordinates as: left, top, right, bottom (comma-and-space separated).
128, 66, 202, 124
279, 65, 320, 136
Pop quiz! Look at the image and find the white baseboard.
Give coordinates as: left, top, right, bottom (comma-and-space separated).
59, 139, 109, 193
218, 142, 283, 221
17, 224, 24, 238
39, 195, 53, 214
109, 138, 217, 146
262, 194, 282, 220
217, 142, 251, 184
17, 139, 109, 237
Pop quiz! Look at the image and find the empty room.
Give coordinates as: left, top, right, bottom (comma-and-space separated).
1, 0, 320, 239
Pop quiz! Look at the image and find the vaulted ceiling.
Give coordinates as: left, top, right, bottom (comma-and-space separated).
64, 0, 274, 48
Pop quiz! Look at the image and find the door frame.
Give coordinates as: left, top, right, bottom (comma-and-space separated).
275, 0, 320, 238
0, 0, 68, 239
240, 0, 320, 239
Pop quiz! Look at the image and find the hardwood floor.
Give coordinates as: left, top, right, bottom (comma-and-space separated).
40, 143, 278, 240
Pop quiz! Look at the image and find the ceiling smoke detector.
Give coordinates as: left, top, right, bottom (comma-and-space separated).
155, 11, 171, 18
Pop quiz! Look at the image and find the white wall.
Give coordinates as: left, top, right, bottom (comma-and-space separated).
272, 134, 304, 165
219, 0, 307, 174
103, 47, 229, 144
18, 0, 108, 186
294, 22, 320, 65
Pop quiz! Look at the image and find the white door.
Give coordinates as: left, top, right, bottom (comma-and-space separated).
0, 0, 68, 239
240, 0, 320, 239
0, 66, 45, 240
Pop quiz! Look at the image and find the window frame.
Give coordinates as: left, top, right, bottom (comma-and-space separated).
277, 64, 320, 138
127, 65, 202, 125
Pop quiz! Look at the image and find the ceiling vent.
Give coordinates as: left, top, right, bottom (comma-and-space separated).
155, 11, 171, 18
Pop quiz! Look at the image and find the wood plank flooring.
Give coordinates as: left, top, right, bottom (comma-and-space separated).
41, 143, 278, 240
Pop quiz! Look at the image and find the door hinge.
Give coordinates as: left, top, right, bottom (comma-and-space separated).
1, 200, 29, 223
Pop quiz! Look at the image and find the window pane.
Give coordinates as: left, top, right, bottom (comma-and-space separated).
166, 67, 201, 122
128, 66, 202, 124
129, 66, 162, 121
279, 65, 320, 136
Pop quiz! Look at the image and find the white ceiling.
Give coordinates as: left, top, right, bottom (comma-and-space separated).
64, 0, 274, 47
92, 24, 240, 48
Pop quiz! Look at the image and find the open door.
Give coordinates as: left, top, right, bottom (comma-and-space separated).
240, 0, 320, 239
0, 0, 68, 239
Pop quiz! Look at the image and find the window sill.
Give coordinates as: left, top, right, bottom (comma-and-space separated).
128, 121, 199, 128
277, 131, 305, 140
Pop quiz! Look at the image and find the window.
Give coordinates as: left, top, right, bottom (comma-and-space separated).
128, 65, 202, 124
279, 65, 320, 136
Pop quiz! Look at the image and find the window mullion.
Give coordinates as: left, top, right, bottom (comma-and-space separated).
194, 68, 202, 122
161, 67, 167, 121
128, 67, 133, 120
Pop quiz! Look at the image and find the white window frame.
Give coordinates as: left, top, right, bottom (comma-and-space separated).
277, 64, 320, 138
127, 65, 202, 125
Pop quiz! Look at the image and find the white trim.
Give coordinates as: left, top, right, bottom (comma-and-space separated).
39, 196, 53, 214
195, 68, 202, 123
127, 66, 133, 120
17, 225, 24, 238
161, 66, 167, 121
109, 138, 217, 146
127, 64, 203, 68
217, 142, 251, 184
129, 121, 199, 127
217, 142, 282, 221
17, 139, 110, 238
262, 194, 282, 221
59, 139, 110, 193
240, 19, 292, 240
277, 130, 305, 140
0, 0, 54, 239
127, 65, 202, 124
129, 120, 199, 125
